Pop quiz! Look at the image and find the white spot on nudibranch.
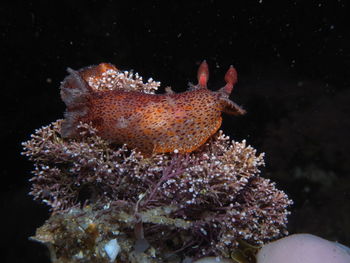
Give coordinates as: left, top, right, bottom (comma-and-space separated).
115, 117, 129, 129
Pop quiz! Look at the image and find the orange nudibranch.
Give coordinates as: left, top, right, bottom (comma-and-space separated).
60, 61, 246, 155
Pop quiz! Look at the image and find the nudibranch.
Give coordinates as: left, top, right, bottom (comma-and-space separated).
60, 61, 246, 155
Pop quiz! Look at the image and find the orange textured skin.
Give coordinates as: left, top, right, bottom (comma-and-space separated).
60, 62, 246, 155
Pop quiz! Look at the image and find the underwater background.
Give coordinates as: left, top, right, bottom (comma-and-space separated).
1, 0, 349, 262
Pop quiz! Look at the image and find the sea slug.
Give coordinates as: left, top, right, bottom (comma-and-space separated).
60, 61, 245, 155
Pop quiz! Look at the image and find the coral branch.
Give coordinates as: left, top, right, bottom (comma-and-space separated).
22, 120, 292, 261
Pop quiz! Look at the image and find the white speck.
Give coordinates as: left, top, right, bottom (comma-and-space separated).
115, 117, 129, 129
200, 228, 208, 235
73, 251, 84, 259
174, 149, 179, 154
104, 239, 120, 262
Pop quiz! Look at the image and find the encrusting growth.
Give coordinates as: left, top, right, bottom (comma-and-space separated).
60, 61, 246, 155
22, 61, 292, 263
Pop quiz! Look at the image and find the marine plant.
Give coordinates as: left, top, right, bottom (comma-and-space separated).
22, 62, 292, 262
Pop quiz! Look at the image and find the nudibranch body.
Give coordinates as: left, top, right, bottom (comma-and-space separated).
60, 61, 245, 155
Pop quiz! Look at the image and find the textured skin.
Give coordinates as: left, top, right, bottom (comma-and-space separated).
60, 62, 245, 155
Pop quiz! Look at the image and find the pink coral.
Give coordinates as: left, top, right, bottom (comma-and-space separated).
22, 120, 292, 259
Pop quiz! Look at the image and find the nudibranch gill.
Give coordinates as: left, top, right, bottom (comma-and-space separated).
60, 61, 246, 155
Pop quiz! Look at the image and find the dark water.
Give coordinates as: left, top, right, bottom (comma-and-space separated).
1, 1, 349, 262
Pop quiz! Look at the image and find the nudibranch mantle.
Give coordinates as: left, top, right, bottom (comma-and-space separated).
60, 61, 246, 155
